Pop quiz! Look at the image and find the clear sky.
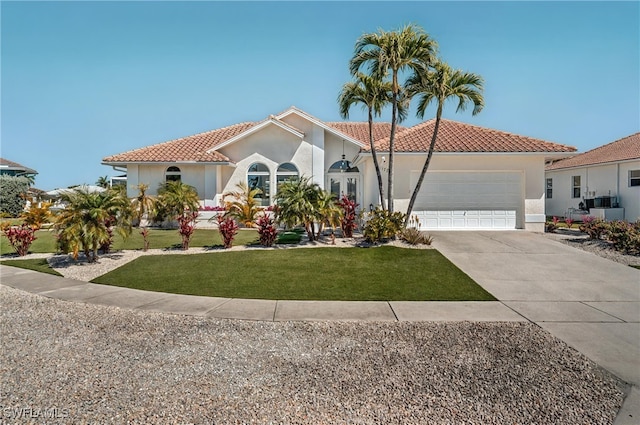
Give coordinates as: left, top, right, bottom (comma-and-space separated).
1, 1, 638, 191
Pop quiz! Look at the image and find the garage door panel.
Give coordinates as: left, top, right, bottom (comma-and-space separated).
411, 171, 522, 230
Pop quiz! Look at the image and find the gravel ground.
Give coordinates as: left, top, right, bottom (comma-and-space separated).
0, 285, 625, 424
543, 229, 640, 267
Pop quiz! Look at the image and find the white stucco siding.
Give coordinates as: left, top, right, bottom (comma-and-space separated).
620, 161, 640, 221
218, 125, 313, 202
546, 160, 640, 221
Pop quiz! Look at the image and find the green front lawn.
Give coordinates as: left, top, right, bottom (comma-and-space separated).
1, 258, 62, 276
92, 246, 495, 301
0, 228, 259, 255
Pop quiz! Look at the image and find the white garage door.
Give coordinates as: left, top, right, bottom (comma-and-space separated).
411, 171, 522, 230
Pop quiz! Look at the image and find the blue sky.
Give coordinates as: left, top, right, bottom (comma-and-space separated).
2, 1, 638, 191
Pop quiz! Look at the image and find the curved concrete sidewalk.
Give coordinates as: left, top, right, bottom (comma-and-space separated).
0, 264, 524, 322
2, 230, 639, 423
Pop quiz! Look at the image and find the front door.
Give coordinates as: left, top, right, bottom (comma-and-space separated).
329, 175, 358, 203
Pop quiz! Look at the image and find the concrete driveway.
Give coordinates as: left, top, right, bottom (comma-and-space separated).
432, 230, 640, 424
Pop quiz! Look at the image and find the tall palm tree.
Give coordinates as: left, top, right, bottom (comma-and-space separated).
350, 24, 437, 212
339, 72, 394, 210
404, 60, 484, 224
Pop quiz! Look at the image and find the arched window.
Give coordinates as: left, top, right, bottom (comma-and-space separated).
328, 159, 359, 173
166, 166, 181, 182
247, 162, 270, 206
276, 163, 299, 189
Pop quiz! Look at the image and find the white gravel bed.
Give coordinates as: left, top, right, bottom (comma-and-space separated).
543, 229, 640, 267
0, 285, 624, 424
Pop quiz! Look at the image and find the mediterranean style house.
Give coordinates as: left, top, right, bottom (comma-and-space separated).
103, 107, 576, 232
545, 132, 640, 222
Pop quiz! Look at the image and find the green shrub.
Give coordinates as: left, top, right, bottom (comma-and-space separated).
579, 216, 607, 240
0, 175, 30, 217
606, 220, 640, 256
363, 208, 406, 243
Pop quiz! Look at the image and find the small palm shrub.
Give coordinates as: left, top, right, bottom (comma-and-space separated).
256, 213, 278, 247
363, 208, 406, 243
337, 195, 358, 238
1, 223, 37, 256
223, 181, 262, 227
217, 215, 239, 249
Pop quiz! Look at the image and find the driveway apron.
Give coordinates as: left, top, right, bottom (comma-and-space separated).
432, 230, 640, 423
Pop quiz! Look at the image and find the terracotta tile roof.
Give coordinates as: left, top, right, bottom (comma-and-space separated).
326, 122, 406, 145
366, 119, 576, 153
0, 158, 38, 174
102, 123, 255, 163
546, 132, 640, 170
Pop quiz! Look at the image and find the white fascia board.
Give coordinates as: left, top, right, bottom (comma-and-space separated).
369, 151, 573, 157
547, 157, 640, 172
207, 118, 304, 153
276, 107, 366, 148
101, 161, 235, 167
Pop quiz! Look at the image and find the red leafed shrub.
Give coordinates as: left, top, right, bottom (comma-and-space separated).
177, 211, 198, 250
565, 218, 574, 229
2, 224, 37, 256
256, 213, 278, 247
217, 215, 239, 249
337, 194, 358, 238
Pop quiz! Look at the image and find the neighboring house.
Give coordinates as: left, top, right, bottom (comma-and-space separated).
102, 107, 575, 232
545, 132, 640, 222
0, 158, 38, 178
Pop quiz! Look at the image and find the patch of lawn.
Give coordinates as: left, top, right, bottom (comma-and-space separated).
0, 229, 59, 255
1, 228, 258, 255
1, 258, 62, 276
93, 246, 496, 301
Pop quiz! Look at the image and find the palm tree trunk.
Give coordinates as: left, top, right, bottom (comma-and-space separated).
368, 108, 386, 210
387, 73, 399, 213
405, 105, 443, 227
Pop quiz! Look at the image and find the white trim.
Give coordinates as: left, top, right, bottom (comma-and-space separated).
546, 157, 640, 172
102, 161, 235, 167
525, 214, 546, 223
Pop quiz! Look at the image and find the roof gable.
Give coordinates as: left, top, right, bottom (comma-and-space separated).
276, 107, 367, 148
367, 119, 576, 153
546, 132, 640, 170
207, 115, 305, 153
